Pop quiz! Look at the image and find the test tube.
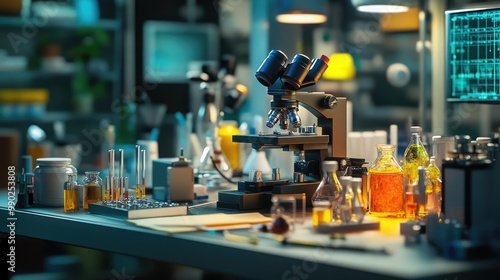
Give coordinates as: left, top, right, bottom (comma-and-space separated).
135, 145, 141, 199
119, 149, 124, 200
141, 149, 146, 199
123, 177, 129, 200
108, 149, 115, 201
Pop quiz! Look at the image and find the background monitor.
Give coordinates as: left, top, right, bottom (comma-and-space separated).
446, 6, 500, 103
143, 21, 219, 83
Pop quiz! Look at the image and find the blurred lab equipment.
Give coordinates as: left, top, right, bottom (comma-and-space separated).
368, 144, 404, 218
34, 158, 77, 207
218, 50, 347, 210
27, 125, 49, 170
136, 90, 167, 141
152, 152, 194, 202
441, 135, 500, 235
431, 135, 455, 170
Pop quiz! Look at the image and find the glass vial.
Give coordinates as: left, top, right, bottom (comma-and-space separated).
426, 156, 442, 215
368, 144, 404, 218
83, 171, 103, 210
64, 174, 79, 212
312, 160, 342, 223
339, 176, 353, 224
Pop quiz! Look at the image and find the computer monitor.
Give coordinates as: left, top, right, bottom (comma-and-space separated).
446, 6, 500, 103
143, 21, 219, 83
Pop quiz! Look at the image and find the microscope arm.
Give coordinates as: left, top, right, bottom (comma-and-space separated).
295, 92, 347, 158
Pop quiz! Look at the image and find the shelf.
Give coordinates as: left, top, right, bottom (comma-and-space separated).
0, 70, 120, 82
0, 16, 120, 30
0, 111, 114, 124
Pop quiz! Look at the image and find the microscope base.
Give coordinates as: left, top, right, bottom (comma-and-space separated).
217, 181, 319, 211
217, 190, 273, 211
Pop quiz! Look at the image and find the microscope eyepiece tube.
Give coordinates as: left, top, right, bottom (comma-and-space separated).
302, 55, 330, 87
255, 50, 288, 87
281, 54, 311, 90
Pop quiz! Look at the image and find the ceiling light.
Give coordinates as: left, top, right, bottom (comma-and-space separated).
276, 0, 328, 24
351, 0, 417, 14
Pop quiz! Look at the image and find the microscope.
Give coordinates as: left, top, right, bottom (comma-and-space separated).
217, 50, 347, 210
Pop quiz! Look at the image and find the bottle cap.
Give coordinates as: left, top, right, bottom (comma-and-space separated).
410, 126, 422, 133
322, 160, 338, 172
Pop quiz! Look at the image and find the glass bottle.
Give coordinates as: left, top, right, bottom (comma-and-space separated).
368, 144, 404, 218
83, 171, 103, 210
344, 158, 368, 211
426, 156, 442, 215
403, 131, 430, 186
311, 160, 342, 223
338, 176, 353, 224
64, 174, 79, 212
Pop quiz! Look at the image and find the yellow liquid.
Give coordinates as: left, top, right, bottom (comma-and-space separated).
218, 123, 240, 171
403, 145, 429, 185
64, 189, 79, 212
135, 185, 141, 199
312, 207, 331, 227
83, 186, 102, 210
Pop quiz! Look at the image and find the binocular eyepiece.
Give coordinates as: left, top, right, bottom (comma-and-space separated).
255, 50, 329, 90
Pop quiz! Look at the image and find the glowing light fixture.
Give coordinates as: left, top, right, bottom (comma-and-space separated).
276, 0, 328, 24
351, 0, 417, 14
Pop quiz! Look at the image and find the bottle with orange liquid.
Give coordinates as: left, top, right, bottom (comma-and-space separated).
368, 144, 404, 218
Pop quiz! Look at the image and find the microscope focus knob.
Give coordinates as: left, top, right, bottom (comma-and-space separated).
323, 95, 338, 109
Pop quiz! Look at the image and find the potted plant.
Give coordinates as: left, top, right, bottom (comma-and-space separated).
70, 27, 109, 113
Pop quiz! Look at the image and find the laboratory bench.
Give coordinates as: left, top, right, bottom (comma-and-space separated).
1, 190, 499, 280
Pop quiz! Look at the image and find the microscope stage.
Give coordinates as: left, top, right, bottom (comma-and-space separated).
232, 134, 329, 151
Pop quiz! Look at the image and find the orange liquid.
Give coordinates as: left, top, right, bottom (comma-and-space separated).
404, 192, 419, 220
369, 172, 404, 217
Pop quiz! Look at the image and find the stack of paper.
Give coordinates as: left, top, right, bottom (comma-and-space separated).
128, 212, 272, 234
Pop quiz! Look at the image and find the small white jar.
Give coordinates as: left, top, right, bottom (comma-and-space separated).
34, 157, 77, 207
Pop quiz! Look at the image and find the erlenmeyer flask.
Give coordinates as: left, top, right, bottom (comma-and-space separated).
197, 136, 233, 188
311, 160, 342, 222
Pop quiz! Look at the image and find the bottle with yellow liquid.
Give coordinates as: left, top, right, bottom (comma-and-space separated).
403, 128, 430, 186
64, 174, 79, 212
368, 144, 404, 218
83, 171, 103, 210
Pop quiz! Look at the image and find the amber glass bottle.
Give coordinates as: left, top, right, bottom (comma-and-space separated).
368, 144, 404, 218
